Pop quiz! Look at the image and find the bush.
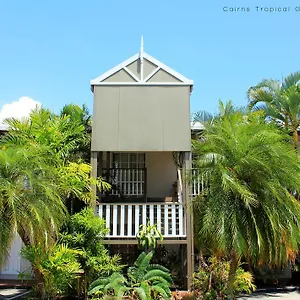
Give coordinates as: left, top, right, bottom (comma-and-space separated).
88, 251, 173, 299
192, 256, 256, 299
59, 208, 123, 283
21, 243, 82, 299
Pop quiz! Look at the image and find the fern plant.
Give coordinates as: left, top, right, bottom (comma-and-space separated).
88, 251, 172, 299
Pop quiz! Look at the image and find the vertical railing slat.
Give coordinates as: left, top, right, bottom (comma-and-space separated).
179, 204, 183, 236
99, 205, 103, 219
157, 205, 161, 233
149, 205, 154, 225
164, 204, 168, 236
128, 205, 132, 237
106, 205, 110, 235
135, 205, 140, 236
120, 205, 125, 237
142, 204, 147, 225
172, 204, 176, 236
113, 205, 118, 237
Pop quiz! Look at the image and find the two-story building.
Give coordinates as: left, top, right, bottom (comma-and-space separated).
0, 39, 197, 289
90, 38, 195, 287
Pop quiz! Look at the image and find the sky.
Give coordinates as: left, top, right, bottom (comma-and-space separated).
0, 0, 299, 121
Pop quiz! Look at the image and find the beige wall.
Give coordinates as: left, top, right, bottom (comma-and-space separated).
92, 86, 191, 152
146, 152, 177, 198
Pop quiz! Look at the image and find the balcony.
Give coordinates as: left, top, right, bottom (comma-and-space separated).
97, 202, 186, 239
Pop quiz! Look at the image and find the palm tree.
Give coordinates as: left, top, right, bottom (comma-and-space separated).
60, 104, 92, 162
1, 107, 109, 208
0, 107, 110, 291
247, 71, 300, 145
2, 107, 86, 162
0, 145, 66, 269
193, 107, 300, 299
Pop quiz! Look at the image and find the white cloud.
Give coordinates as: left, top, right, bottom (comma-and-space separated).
0, 97, 41, 125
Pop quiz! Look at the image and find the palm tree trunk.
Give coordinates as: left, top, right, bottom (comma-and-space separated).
293, 129, 299, 148
227, 253, 239, 300
18, 228, 45, 298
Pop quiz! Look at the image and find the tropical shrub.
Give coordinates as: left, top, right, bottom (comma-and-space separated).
21, 243, 82, 299
88, 251, 173, 299
192, 256, 256, 299
136, 221, 163, 252
152, 246, 183, 288
60, 208, 122, 283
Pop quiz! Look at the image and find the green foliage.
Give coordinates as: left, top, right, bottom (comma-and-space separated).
60, 103, 92, 162
3, 107, 84, 161
192, 256, 256, 299
88, 251, 173, 300
151, 246, 183, 288
247, 71, 300, 144
58, 162, 110, 206
60, 208, 122, 282
136, 221, 163, 251
21, 243, 82, 299
2, 107, 110, 206
193, 107, 300, 266
0, 106, 110, 268
0, 145, 66, 266
192, 105, 300, 296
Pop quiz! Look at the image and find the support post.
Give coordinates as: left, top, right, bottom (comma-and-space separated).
91, 151, 98, 209
183, 151, 194, 290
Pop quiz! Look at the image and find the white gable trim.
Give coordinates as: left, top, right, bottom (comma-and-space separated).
90, 51, 193, 89
91, 53, 140, 85
143, 66, 161, 82
143, 53, 193, 84
123, 67, 140, 82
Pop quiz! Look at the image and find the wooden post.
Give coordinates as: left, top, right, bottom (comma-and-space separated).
91, 151, 98, 208
184, 151, 194, 290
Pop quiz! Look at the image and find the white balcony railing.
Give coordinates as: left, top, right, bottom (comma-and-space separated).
104, 168, 146, 197
97, 203, 186, 238
191, 168, 204, 196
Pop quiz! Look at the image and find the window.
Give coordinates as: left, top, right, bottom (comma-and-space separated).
113, 153, 145, 169
111, 153, 146, 197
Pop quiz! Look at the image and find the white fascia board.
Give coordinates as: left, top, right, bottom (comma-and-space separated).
92, 82, 193, 86
90, 53, 140, 85
0, 124, 9, 131
191, 121, 205, 130
143, 52, 194, 85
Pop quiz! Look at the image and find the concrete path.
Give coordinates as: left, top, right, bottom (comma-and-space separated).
0, 289, 30, 299
239, 289, 300, 299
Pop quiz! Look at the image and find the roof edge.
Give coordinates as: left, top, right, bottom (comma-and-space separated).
90, 51, 194, 92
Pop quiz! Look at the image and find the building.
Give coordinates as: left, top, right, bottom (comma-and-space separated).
0, 38, 198, 288
90, 37, 195, 287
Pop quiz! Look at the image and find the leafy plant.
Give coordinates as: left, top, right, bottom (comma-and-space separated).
21, 243, 82, 299
88, 251, 173, 299
59, 208, 122, 283
193, 105, 300, 297
152, 246, 184, 288
136, 221, 163, 251
192, 256, 256, 299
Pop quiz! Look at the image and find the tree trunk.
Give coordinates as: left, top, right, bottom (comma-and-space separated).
18, 228, 45, 298
293, 129, 299, 149
227, 253, 239, 300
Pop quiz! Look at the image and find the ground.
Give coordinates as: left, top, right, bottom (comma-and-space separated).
239, 288, 300, 299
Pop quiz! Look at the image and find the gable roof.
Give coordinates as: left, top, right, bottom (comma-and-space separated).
90, 38, 193, 92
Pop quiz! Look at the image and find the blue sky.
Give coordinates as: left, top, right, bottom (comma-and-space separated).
0, 0, 299, 118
